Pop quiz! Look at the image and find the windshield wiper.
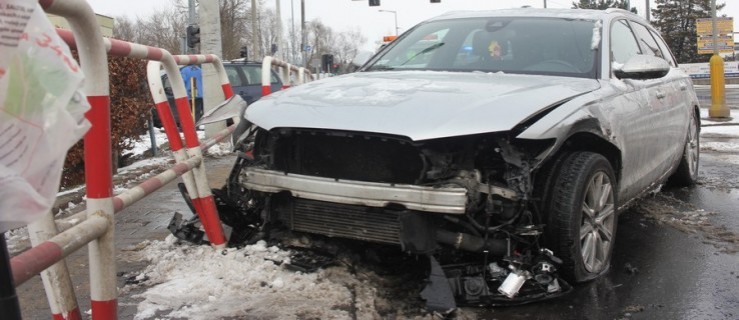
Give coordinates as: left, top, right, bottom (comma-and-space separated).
367, 64, 395, 71
399, 42, 444, 66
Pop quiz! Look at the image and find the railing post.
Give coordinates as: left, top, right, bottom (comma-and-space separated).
281, 62, 291, 89
41, 0, 117, 318
27, 214, 81, 320
262, 56, 274, 96
147, 61, 226, 249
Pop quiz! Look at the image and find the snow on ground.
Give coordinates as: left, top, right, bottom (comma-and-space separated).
700, 108, 739, 154
700, 107, 739, 125
122, 130, 170, 158
129, 237, 385, 320
3, 227, 29, 256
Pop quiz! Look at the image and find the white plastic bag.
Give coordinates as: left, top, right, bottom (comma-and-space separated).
0, 0, 91, 233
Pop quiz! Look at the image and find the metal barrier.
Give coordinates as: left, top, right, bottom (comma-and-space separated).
7, 1, 236, 319
260, 56, 313, 96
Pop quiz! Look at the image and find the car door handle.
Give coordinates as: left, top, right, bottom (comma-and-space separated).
656, 90, 666, 99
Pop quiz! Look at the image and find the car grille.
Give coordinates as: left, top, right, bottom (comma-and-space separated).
288, 198, 401, 245
270, 130, 425, 184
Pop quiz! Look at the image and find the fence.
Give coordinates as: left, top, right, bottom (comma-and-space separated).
2, 0, 252, 319
261, 56, 314, 96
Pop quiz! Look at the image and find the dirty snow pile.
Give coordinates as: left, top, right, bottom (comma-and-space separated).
130, 236, 387, 320
700, 108, 739, 155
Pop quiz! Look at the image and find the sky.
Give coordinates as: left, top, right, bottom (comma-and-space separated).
86, 0, 739, 52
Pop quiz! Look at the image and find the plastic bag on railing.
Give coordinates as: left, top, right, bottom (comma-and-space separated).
0, 1, 91, 233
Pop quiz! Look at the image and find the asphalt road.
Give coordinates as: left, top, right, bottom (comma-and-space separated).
15, 122, 739, 319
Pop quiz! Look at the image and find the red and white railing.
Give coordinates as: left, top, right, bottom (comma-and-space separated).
260, 56, 314, 96
7, 1, 240, 319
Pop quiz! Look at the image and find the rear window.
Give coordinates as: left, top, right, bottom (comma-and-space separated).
224, 64, 280, 87
224, 66, 243, 86
232, 65, 281, 85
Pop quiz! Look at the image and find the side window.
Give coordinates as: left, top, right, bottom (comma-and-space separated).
238, 65, 281, 85
224, 66, 243, 86
649, 29, 677, 67
630, 22, 663, 59
610, 19, 641, 65
241, 66, 259, 84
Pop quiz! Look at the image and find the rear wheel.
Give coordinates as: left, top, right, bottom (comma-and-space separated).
668, 111, 700, 187
546, 152, 617, 282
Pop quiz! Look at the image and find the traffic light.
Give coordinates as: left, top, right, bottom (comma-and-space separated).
369, 0, 380, 6
322, 54, 334, 72
187, 25, 200, 49
240, 46, 248, 59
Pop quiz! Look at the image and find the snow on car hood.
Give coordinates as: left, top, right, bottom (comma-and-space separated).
245, 71, 600, 141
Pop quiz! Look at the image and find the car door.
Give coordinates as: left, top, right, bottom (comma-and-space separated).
628, 21, 689, 176
605, 18, 668, 201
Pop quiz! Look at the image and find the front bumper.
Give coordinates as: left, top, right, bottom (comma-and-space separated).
241, 168, 468, 214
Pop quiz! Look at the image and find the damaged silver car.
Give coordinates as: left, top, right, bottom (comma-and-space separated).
195, 8, 699, 309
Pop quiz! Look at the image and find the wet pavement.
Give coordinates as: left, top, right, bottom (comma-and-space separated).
14, 121, 739, 319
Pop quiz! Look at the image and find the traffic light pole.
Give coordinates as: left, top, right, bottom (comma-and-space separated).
188, 0, 196, 53
301, 0, 307, 67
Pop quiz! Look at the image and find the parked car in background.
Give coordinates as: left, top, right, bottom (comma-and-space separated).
154, 60, 283, 128
213, 8, 699, 309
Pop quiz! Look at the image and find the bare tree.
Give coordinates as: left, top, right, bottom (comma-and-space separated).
109, 0, 365, 68
133, 6, 187, 54
332, 27, 367, 67
306, 19, 334, 68
112, 16, 136, 41
219, 0, 249, 60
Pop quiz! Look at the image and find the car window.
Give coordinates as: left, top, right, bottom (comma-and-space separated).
649, 29, 677, 67
610, 19, 641, 66
224, 66, 244, 86
236, 65, 281, 85
365, 17, 597, 78
629, 21, 664, 59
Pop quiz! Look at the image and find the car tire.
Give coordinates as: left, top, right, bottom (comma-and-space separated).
546, 152, 617, 283
667, 111, 700, 187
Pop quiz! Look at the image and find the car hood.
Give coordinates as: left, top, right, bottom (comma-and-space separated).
245, 71, 600, 141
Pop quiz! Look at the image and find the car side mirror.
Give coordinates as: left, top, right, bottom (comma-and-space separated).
614, 55, 670, 80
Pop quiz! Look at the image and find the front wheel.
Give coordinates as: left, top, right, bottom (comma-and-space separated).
546, 152, 617, 282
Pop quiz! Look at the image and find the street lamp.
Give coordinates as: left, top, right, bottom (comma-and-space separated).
378, 9, 398, 36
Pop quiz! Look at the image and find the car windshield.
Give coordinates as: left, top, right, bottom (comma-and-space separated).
364, 17, 598, 78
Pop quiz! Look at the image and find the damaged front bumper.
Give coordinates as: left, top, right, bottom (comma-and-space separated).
241, 167, 519, 215
241, 167, 469, 214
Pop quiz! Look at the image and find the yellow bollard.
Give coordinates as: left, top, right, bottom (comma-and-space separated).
709, 54, 730, 118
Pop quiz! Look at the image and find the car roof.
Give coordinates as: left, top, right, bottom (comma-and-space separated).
427, 8, 640, 23
225, 59, 262, 65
